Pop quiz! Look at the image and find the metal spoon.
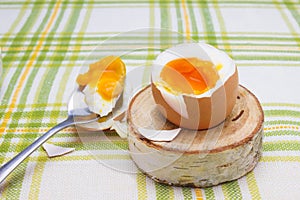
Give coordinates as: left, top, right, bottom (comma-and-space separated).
0, 88, 99, 184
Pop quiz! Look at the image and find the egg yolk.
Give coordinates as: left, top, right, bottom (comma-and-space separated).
76, 56, 126, 100
160, 57, 219, 95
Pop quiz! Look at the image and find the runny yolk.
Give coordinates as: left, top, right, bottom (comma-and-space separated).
76, 56, 126, 100
97, 71, 122, 100
160, 57, 219, 95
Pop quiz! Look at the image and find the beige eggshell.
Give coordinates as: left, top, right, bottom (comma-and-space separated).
151, 67, 239, 130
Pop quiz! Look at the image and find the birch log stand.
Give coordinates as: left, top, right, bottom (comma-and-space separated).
127, 85, 264, 187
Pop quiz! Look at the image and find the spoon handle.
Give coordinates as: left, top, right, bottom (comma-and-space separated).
0, 116, 75, 184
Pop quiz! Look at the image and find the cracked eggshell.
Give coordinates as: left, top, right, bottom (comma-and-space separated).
151, 43, 239, 130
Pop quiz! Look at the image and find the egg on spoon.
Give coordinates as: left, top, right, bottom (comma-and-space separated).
76, 56, 126, 130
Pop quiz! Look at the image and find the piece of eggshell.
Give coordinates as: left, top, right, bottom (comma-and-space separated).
137, 127, 181, 142
151, 67, 239, 130
110, 111, 128, 138
42, 143, 75, 158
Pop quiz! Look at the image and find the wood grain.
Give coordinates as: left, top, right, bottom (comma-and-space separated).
128, 85, 264, 187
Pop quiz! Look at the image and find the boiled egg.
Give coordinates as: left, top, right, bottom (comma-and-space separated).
76, 56, 126, 117
151, 43, 239, 130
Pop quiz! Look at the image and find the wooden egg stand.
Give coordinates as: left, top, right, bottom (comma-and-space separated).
127, 85, 264, 187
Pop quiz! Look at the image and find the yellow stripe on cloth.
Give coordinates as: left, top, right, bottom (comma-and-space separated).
264, 125, 299, 131
0, 0, 62, 136
195, 188, 203, 200
5, 127, 77, 133
1, 45, 95, 52
181, 0, 191, 41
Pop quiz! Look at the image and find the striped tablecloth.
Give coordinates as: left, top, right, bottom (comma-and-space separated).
1, 0, 300, 199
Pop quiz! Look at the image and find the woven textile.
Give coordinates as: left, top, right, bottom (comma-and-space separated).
1, 0, 300, 199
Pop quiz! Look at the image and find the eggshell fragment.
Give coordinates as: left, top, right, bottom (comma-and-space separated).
110, 111, 128, 138
137, 127, 181, 142
42, 143, 75, 158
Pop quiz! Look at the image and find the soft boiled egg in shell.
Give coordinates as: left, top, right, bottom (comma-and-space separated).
151, 43, 239, 130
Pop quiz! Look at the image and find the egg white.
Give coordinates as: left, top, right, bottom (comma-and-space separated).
83, 84, 121, 117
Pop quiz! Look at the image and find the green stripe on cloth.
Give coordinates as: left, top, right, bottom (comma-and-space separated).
283, 0, 300, 27
234, 55, 300, 62
0, 132, 75, 139
2, 135, 125, 150
263, 103, 300, 107
159, 0, 172, 48
203, 187, 215, 200
263, 141, 300, 151
9, 57, 300, 69
198, 0, 217, 45
0, 68, 24, 106
174, 0, 184, 42
155, 183, 175, 200
264, 130, 300, 137
2, 46, 299, 64
186, 0, 199, 41
28, 156, 48, 199
213, 1, 232, 55
0, 103, 65, 109
228, 48, 300, 54
137, 172, 148, 200
26, 154, 130, 162
160, 0, 171, 29
182, 187, 193, 199
222, 181, 243, 200
2, 32, 300, 42
238, 63, 300, 67
11, 66, 39, 128
246, 171, 262, 200
261, 156, 300, 162
264, 110, 300, 118
2, 33, 300, 46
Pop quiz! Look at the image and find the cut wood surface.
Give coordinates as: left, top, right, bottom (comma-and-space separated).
128, 85, 264, 187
